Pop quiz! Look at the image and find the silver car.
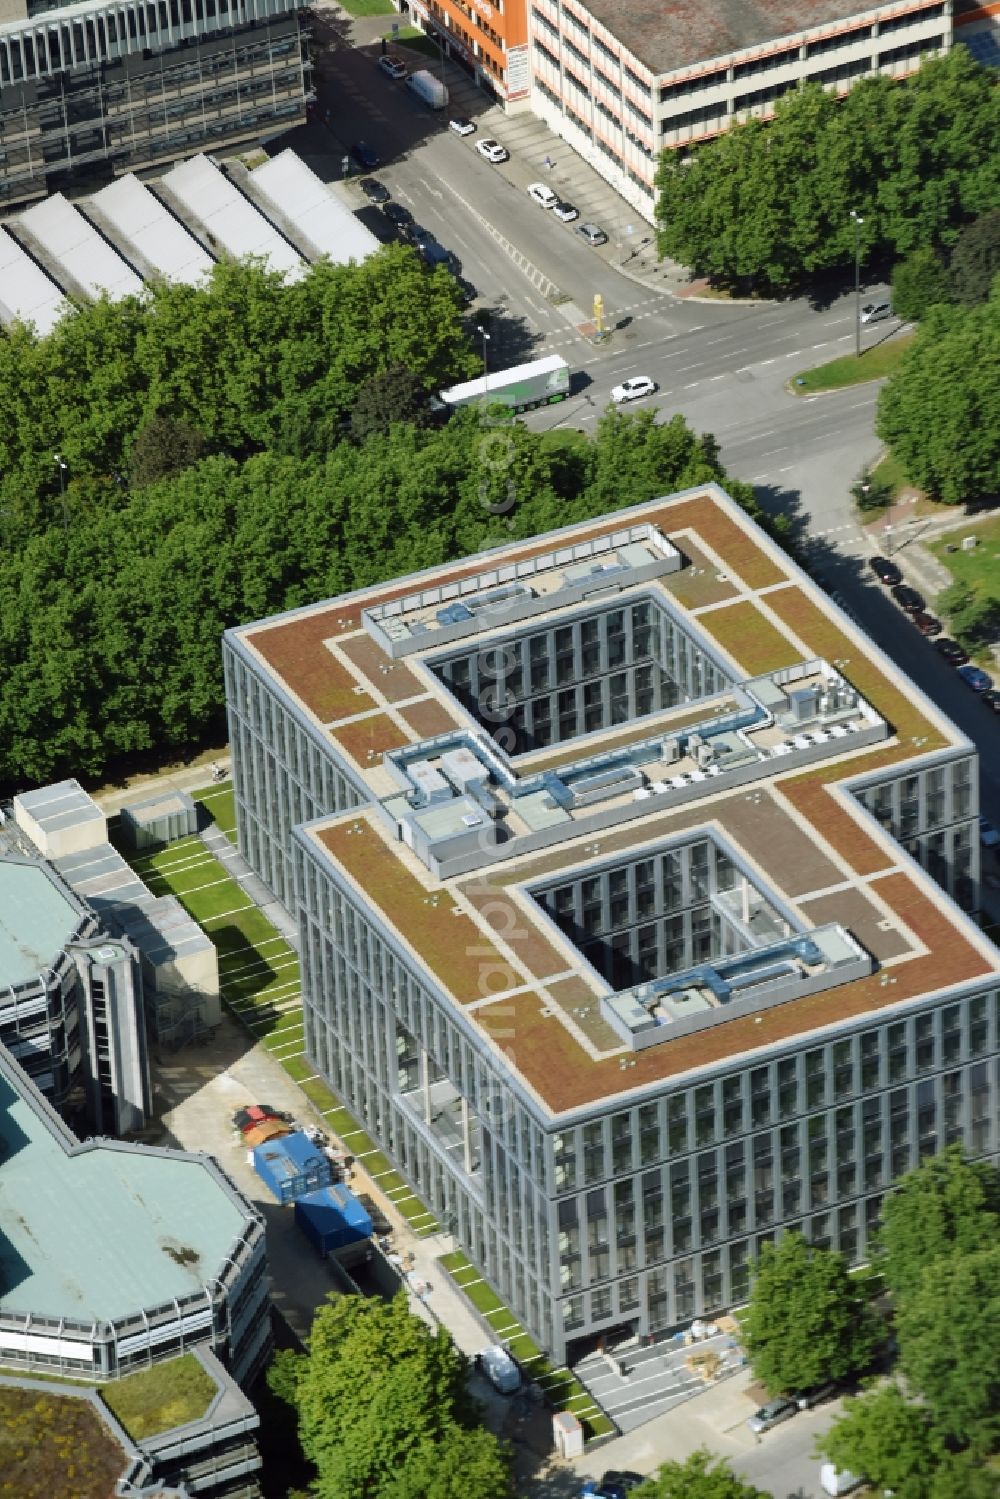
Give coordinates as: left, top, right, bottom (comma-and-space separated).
746, 1397, 797, 1434
578, 221, 608, 246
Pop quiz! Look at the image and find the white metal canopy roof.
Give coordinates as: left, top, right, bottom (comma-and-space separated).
89, 174, 215, 285
17, 193, 145, 302
250, 149, 379, 265
160, 153, 305, 281
0, 227, 70, 336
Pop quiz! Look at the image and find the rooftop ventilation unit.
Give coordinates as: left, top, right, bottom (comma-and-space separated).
569, 766, 644, 807
408, 760, 451, 807
661, 739, 681, 765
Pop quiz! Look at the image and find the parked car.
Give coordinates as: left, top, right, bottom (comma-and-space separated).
527, 181, 558, 209
399, 221, 429, 245
382, 201, 413, 229
358, 176, 390, 204
859, 300, 892, 325
957, 663, 993, 692
351, 140, 380, 169
378, 54, 407, 78
747, 1397, 797, 1434
868, 555, 902, 586
475, 1344, 521, 1393
578, 221, 608, 246
891, 582, 924, 614
819, 1464, 863, 1496
476, 138, 509, 163
449, 115, 475, 135
979, 817, 1000, 849
980, 688, 1000, 714
790, 1381, 838, 1410
600, 1473, 645, 1495
611, 376, 656, 403
553, 200, 579, 222
934, 637, 969, 665
911, 610, 941, 636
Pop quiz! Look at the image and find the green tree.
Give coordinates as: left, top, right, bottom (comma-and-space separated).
876, 294, 1000, 504
816, 1384, 941, 1499
350, 365, 430, 443
632, 1450, 769, 1499
744, 1233, 879, 1395
937, 583, 1000, 654
950, 209, 1000, 306
267, 1293, 510, 1499
876, 1146, 1000, 1305
896, 1244, 1000, 1455
129, 412, 208, 487
851, 467, 894, 513
892, 247, 952, 321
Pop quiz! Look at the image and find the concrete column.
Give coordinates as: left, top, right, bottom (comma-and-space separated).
421, 1048, 432, 1124
462, 1097, 473, 1173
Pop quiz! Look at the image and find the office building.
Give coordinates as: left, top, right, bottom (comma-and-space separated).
224, 486, 1000, 1365
0, 0, 311, 209
396, 0, 532, 106
528, 0, 951, 218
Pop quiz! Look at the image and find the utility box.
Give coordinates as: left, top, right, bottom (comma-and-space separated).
253, 1131, 332, 1205
295, 1184, 374, 1268
552, 1410, 584, 1458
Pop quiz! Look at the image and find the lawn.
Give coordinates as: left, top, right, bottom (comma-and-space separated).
791, 334, 915, 393
100, 1354, 217, 1439
930, 515, 1000, 595
339, 0, 393, 14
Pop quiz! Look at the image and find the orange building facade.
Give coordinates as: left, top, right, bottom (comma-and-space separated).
395, 0, 532, 106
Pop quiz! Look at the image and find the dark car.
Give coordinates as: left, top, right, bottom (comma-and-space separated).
957, 663, 993, 693
359, 176, 390, 204
352, 140, 380, 169
789, 1381, 839, 1410
868, 555, 902, 586
400, 221, 429, 245
980, 689, 1000, 714
747, 1396, 797, 1434
934, 637, 969, 665
912, 610, 941, 636
382, 201, 413, 228
891, 582, 925, 614
601, 1473, 645, 1495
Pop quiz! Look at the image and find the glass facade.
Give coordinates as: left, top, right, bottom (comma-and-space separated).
854, 754, 979, 907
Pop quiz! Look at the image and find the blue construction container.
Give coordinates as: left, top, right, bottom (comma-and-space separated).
295, 1184, 374, 1256
252, 1130, 332, 1205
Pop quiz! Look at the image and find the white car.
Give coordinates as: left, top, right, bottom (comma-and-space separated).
476, 138, 509, 164
859, 300, 892, 324
611, 376, 656, 403
378, 54, 407, 79
552, 200, 579, 222
527, 181, 558, 209
449, 116, 475, 136
476, 1345, 521, 1393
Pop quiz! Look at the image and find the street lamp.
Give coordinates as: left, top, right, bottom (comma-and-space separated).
850, 210, 863, 359
53, 453, 68, 531
476, 324, 491, 386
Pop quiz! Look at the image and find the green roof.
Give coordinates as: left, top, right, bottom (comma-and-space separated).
0, 861, 81, 987
100, 1353, 217, 1439
0, 1058, 249, 1325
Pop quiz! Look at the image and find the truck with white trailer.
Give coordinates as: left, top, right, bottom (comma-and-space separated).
436, 354, 570, 415
407, 69, 448, 109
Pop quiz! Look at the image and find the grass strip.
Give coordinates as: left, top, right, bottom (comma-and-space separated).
791, 334, 914, 393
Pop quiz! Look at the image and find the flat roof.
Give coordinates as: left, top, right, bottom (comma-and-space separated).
87, 174, 215, 286
247, 149, 380, 265
0, 226, 70, 336
15, 194, 145, 303
15, 778, 105, 835
0, 1051, 251, 1324
0, 861, 83, 986
157, 154, 305, 282
230, 486, 1000, 1116
578, 0, 942, 76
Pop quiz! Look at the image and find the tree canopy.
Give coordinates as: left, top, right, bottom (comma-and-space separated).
896, 1244, 1000, 1457
816, 1383, 941, 1499
267, 1293, 511, 1499
633, 1450, 769, 1499
0, 249, 771, 793
743, 1232, 878, 1395
875, 1146, 1000, 1305
655, 50, 1000, 289
875, 288, 1000, 503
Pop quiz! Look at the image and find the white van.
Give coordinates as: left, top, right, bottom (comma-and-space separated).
819, 1463, 863, 1496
